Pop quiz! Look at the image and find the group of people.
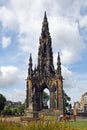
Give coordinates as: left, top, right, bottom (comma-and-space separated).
65, 108, 77, 121
59, 108, 77, 121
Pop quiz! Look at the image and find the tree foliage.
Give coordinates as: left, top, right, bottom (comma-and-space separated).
1, 106, 12, 115
1, 103, 25, 116
0, 93, 6, 112
63, 90, 71, 111
17, 103, 25, 114
43, 91, 49, 102
42, 90, 71, 111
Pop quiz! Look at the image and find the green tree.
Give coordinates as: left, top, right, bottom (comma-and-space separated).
1, 106, 12, 115
2, 102, 25, 116
17, 103, 25, 115
43, 91, 49, 102
63, 90, 71, 112
0, 93, 6, 113
12, 108, 18, 115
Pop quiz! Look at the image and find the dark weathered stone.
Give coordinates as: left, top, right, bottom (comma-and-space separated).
26, 12, 64, 117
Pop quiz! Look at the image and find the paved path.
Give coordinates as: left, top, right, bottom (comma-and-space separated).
68, 116, 87, 122
76, 116, 87, 121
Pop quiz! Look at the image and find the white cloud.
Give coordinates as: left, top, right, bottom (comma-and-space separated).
61, 65, 87, 103
0, 6, 19, 31
7, 89, 26, 103
0, 0, 86, 60
2, 36, 11, 48
62, 65, 73, 79
0, 66, 25, 88
80, 16, 87, 28
65, 73, 87, 104
50, 16, 85, 64
62, 65, 76, 89
61, 49, 81, 64
0, 0, 87, 104
61, 64, 87, 103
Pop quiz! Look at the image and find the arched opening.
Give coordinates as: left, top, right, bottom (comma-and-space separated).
42, 88, 50, 109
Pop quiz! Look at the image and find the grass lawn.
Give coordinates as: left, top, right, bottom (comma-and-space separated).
45, 115, 87, 130
67, 121, 87, 130
1, 116, 87, 130
1, 116, 20, 122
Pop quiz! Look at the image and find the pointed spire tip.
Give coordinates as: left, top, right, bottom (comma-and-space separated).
45, 11, 46, 16
30, 53, 32, 57
58, 52, 60, 57
44, 11, 47, 20
29, 53, 32, 61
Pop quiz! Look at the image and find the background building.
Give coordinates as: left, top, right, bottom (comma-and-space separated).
80, 92, 87, 112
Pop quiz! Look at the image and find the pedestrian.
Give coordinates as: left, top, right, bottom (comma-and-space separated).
73, 108, 77, 121
40, 113, 45, 120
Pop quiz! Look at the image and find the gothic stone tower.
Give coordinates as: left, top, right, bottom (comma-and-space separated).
26, 12, 64, 117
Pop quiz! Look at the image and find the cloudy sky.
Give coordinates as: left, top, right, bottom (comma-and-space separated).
0, 0, 87, 105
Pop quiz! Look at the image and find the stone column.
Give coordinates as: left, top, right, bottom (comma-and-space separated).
50, 91, 55, 109
56, 79, 64, 114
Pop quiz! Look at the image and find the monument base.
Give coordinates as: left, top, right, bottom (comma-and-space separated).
25, 109, 39, 118
54, 109, 63, 116
39, 108, 63, 116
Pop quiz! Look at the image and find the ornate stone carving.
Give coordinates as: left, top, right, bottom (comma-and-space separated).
26, 12, 64, 117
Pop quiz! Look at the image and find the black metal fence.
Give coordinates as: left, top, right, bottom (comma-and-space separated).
77, 112, 87, 117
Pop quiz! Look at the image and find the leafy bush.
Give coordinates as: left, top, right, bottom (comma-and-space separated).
1, 103, 25, 116
1, 106, 12, 115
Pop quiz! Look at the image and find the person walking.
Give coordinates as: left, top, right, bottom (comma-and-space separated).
73, 108, 77, 121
